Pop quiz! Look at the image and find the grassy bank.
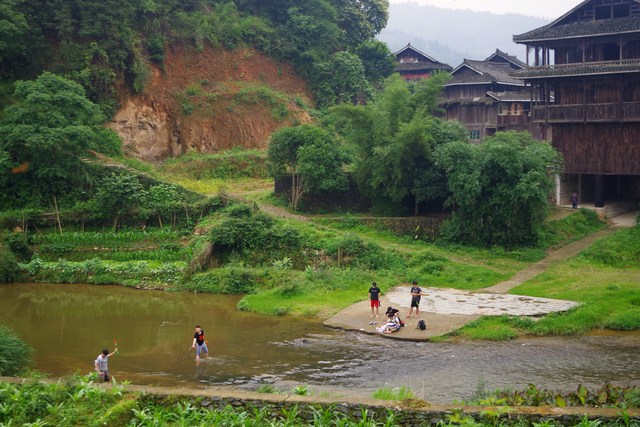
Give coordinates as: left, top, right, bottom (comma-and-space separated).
455, 225, 640, 340
18, 228, 190, 288
1, 376, 638, 427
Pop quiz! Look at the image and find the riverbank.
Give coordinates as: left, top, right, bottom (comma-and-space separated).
1, 376, 638, 426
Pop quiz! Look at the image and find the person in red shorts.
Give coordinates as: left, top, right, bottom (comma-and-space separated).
368, 282, 381, 317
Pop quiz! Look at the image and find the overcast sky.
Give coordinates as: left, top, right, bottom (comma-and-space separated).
388, 0, 584, 19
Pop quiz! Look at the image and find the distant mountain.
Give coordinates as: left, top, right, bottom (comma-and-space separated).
378, 2, 550, 67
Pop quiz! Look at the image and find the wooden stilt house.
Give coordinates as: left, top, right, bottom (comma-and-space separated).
513, 0, 640, 208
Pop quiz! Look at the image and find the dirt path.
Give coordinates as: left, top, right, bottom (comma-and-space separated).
479, 228, 617, 294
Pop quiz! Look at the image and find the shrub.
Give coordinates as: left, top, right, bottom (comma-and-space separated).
0, 325, 33, 376
0, 244, 19, 283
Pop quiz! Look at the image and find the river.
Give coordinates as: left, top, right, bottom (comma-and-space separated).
1, 283, 638, 403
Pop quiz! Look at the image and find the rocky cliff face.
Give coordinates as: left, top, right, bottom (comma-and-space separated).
109, 45, 313, 161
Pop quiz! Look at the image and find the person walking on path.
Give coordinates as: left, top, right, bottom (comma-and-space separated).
94, 347, 118, 382
571, 192, 579, 210
369, 282, 381, 317
407, 281, 423, 319
191, 325, 208, 361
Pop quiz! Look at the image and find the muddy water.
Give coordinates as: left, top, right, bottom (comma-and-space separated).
1, 283, 639, 403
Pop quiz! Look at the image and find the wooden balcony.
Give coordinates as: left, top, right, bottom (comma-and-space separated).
531, 102, 640, 123
513, 59, 640, 79
497, 115, 529, 127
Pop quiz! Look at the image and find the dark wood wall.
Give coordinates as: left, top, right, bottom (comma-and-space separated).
553, 123, 640, 174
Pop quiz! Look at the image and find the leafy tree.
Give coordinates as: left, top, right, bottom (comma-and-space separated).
94, 173, 144, 230
329, 73, 460, 213
434, 131, 562, 247
144, 184, 184, 228
355, 39, 396, 86
333, 0, 388, 46
268, 124, 348, 210
314, 51, 371, 108
0, 0, 29, 75
0, 72, 122, 208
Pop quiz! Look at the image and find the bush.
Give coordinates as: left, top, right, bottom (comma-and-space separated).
0, 245, 19, 283
0, 325, 33, 376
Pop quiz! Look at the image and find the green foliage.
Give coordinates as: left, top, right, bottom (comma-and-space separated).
268, 124, 348, 210
0, 325, 32, 376
93, 173, 145, 230
313, 51, 372, 108
0, 244, 19, 283
329, 73, 460, 211
159, 149, 269, 180
579, 225, 640, 268
372, 386, 415, 401
0, 72, 122, 207
435, 131, 561, 248
540, 209, 606, 248
473, 383, 640, 409
354, 40, 396, 85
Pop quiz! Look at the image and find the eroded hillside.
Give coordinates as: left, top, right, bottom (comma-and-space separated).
109, 44, 313, 161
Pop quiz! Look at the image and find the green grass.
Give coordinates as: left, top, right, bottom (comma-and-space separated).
0, 376, 395, 427
0, 326, 33, 376
454, 228, 640, 340
371, 386, 415, 401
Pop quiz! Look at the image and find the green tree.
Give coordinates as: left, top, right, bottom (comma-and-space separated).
0, 0, 29, 74
268, 124, 347, 210
355, 39, 396, 86
94, 173, 144, 230
314, 51, 371, 108
434, 131, 562, 247
329, 73, 459, 213
0, 72, 122, 207
144, 184, 184, 228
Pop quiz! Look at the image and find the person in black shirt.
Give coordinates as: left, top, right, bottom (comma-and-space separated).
191, 325, 208, 361
368, 282, 381, 317
407, 281, 423, 319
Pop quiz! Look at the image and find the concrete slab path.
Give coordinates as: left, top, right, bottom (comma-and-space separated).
325, 218, 636, 341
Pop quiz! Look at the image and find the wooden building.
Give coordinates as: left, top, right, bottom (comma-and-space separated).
441, 50, 543, 141
513, 0, 640, 208
394, 43, 452, 80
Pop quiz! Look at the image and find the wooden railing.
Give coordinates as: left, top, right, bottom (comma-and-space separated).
524, 58, 640, 72
531, 102, 640, 123
497, 115, 528, 127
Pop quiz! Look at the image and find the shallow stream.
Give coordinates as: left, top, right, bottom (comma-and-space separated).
1, 283, 638, 403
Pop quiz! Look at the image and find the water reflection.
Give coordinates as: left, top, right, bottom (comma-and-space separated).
1, 283, 638, 403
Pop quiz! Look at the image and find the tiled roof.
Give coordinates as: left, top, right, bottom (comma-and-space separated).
396, 62, 452, 72
486, 91, 533, 102
512, 60, 640, 79
447, 60, 524, 86
486, 49, 527, 69
394, 43, 451, 68
514, 15, 640, 43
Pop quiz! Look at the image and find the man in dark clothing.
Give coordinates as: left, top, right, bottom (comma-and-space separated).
368, 282, 381, 317
407, 281, 422, 319
191, 325, 208, 361
571, 192, 579, 210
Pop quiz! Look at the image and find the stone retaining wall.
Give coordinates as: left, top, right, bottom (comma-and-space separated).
2, 378, 637, 426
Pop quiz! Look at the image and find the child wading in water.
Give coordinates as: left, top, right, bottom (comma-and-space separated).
94, 347, 118, 382
191, 325, 208, 362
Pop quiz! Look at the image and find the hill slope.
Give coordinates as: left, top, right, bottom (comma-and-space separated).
110, 44, 313, 161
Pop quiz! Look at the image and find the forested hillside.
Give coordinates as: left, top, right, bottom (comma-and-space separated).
0, 0, 395, 208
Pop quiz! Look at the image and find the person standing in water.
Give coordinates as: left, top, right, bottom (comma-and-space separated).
191, 325, 208, 361
94, 347, 118, 382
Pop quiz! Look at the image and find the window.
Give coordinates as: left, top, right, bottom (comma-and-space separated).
469, 130, 480, 140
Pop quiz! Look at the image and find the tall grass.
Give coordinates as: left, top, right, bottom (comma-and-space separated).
372, 386, 415, 400
0, 325, 33, 376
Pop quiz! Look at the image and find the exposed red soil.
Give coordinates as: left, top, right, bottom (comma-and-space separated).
109, 44, 314, 161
